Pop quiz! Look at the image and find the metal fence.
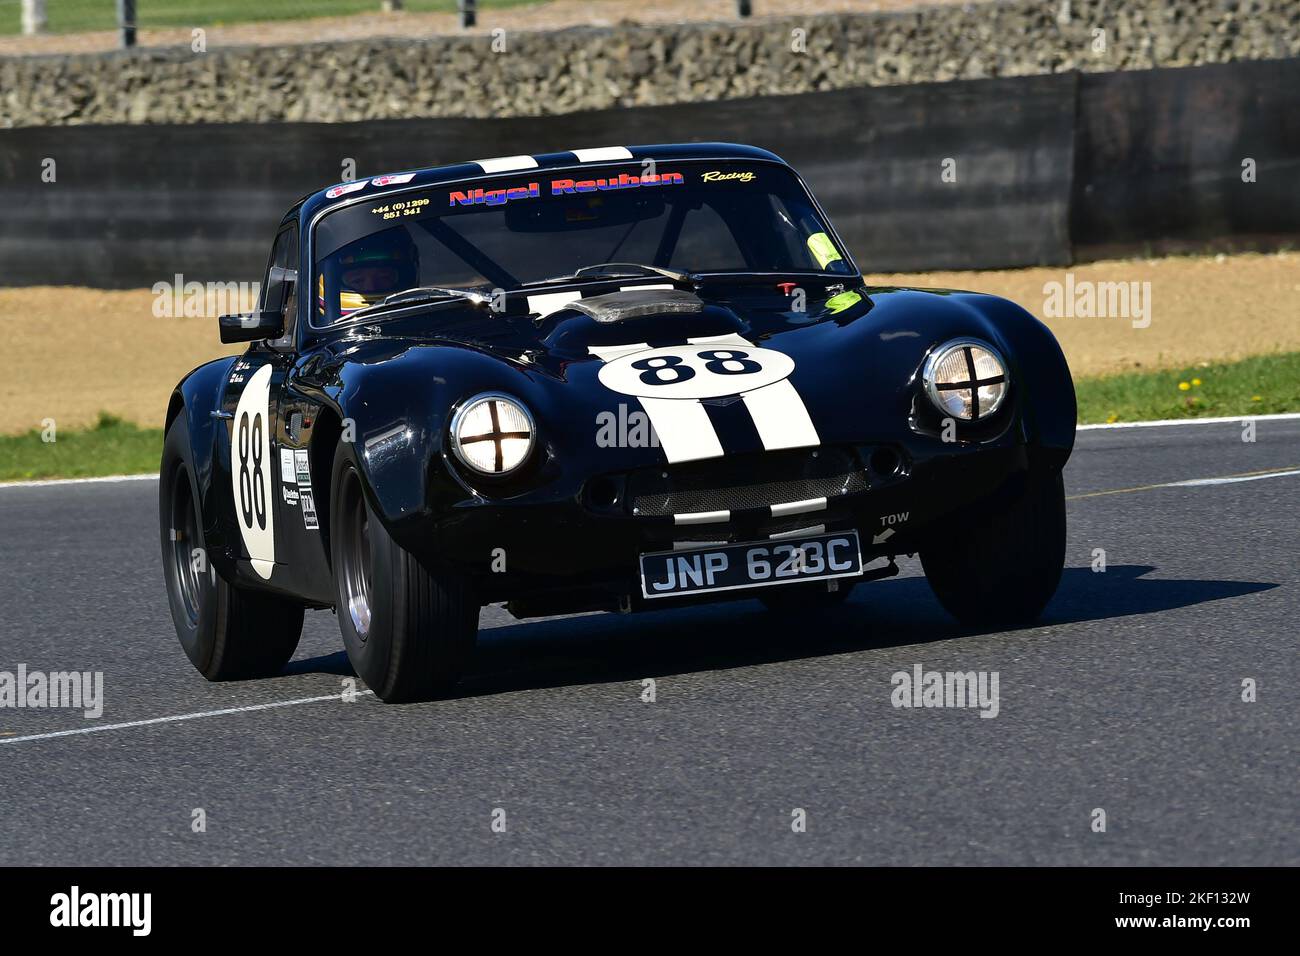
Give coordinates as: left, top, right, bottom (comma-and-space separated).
4, 0, 565, 40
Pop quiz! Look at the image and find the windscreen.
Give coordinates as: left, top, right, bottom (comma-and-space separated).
312, 160, 852, 323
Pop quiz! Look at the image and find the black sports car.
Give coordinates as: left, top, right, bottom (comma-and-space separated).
160, 143, 1075, 702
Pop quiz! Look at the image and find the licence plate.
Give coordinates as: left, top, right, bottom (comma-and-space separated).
639, 531, 863, 600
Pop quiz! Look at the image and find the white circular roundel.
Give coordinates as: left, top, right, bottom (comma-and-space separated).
230, 363, 276, 580
598, 345, 794, 400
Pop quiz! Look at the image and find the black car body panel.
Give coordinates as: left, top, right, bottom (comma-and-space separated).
167, 143, 1075, 618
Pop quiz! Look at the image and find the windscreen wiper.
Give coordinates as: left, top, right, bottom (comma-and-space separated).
345, 286, 491, 321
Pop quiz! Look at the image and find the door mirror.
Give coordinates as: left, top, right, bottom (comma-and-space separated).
219, 310, 285, 343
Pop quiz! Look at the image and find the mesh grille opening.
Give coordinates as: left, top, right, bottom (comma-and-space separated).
632, 470, 867, 517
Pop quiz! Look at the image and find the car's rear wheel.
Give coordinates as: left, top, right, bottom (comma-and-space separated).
330, 443, 479, 703
160, 415, 304, 680
920, 468, 1066, 627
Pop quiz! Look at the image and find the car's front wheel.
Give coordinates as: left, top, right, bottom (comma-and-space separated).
160, 416, 304, 680
330, 443, 479, 702
920, 468, 1066, 627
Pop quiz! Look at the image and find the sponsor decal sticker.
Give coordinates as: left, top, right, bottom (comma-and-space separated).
825, 290, 862, 314
701, 170, 756, 182
370, 173, 416, 187
280, 448, 296, 485
291, 447, 318, 528
806, 231, 843, 269
326, 181, 367, 199
450, 182, 540, 208
448, 172, 685, 209
300, 489, 320, 531
551, 171, 685, 195
371, 197, 431, 220
293, 449, 311, 486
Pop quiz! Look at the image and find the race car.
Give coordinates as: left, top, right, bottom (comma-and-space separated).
160, 143, 1075, 702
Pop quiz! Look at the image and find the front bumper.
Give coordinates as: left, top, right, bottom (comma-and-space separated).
397, 432, 1036, 615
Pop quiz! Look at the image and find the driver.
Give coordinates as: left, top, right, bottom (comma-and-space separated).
319, 228, 420, 317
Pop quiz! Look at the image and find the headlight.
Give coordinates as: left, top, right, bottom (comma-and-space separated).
450, 393, 535, 475
921, 339, 1009, 421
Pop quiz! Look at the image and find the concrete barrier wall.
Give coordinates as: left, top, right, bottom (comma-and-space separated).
1072, 57, 1300, 259
0, 58, 1295, 288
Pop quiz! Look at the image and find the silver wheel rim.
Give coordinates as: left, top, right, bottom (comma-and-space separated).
170, 464, 203, 626
340, 472, 373, 640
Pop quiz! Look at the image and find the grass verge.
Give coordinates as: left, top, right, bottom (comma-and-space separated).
1074, 352, 1300, 424
2, 353, 1298, 480
0, 413, 162, 482
3, 1, 542, 35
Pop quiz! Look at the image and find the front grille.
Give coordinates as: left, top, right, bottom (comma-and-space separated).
620, 446, 868, 518
631, 470, 867, 517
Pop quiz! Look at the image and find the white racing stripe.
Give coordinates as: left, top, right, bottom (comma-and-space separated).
673, 509, 730, 525
475, 155, 539, 174
0, 473, 158, 490
589, 342, 652, 363
770, 497, 827, 517
590, 339, 726, 462
527, 291, 582, 317
0, 689, 375, 747
743, 379, 820, 451
589, 333, 822, 463
571, 146, 633, 162
684, 331, 823, 456
642, 397, 724, 462
686, 333, 755, 350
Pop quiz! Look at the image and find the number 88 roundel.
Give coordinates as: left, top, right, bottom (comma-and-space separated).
229, 364, 276, 579
598, 345, 795, 400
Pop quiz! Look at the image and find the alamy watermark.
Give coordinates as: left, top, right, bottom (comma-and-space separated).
152, 274, 260, 318
49, 886, 150, 936
1042, 273, 1151, 329
890, 664, 999, 718
596, 403, 660, 448
0, 664, 104, 718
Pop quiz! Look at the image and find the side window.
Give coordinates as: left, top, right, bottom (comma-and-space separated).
262, 226, 299, 348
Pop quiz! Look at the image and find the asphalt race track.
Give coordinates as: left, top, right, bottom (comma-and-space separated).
1, 420, 1296, 866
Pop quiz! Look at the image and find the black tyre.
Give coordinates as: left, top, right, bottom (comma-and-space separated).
920, 469, 1066, 627
160, 416, 304, 680
760, 580, 855, 613
330, 442, 479, 702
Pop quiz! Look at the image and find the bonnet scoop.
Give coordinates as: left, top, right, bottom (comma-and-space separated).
566, 289, 704, 324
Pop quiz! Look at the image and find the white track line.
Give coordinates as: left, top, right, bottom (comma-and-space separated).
1068, 464, 1300, 500
3, 414, 1299, 490
1166, 469, 1300, 487
1078, 412, 1300, 430
0, 473, 158, 490
0, 689, 374, 746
